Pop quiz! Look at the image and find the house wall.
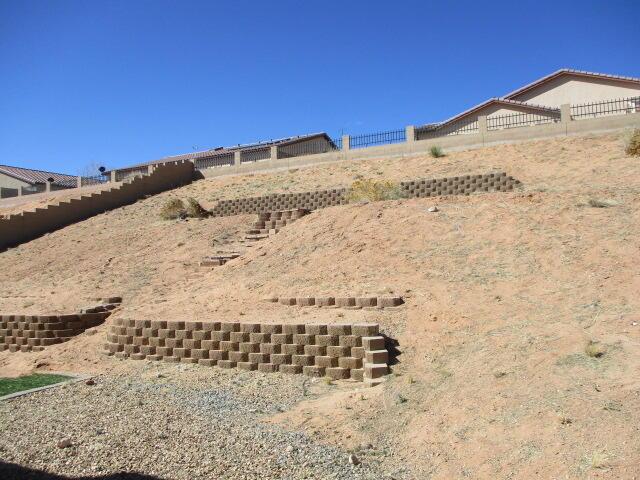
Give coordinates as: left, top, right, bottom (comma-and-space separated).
0, 172, 30, 190
510, 76, 640, 107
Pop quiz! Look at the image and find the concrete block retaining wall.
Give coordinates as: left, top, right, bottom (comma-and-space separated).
0, 312, 111, 353
210, 172, 521, 217
105, 320, 390, 384
266, 295, 404, 309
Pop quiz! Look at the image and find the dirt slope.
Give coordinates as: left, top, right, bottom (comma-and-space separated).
1, 132, 639, 478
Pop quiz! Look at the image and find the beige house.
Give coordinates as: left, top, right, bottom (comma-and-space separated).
418, 69, 640, 139
0, 165, 76, 198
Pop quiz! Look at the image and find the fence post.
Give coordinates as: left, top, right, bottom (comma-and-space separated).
45, 181, 51, 193
147, 164, 154, 175
18, 186, 23, 196
560, 104, 571, 123
234, 151, 241, 166
477, 115, 488, 136
405, 126, 415, 143
110, 170, 117, 182
76, 176, 82, 188
270, 145, 279, 161
342, 135, 350, 151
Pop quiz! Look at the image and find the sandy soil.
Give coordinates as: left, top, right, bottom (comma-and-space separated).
1, 132, 639, 478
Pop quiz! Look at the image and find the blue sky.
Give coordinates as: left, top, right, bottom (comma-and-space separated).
0, 0, 638, 175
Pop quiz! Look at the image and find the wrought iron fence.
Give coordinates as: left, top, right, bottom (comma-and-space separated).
20, 184, 46, 196
487, 111, 560, 130
194, 152, 235, 170
240, 147, 271, 163
80, 175, 110, 187
115, 166, 149, 182
278, 138, 341, 158
571, 96, 640, 120
349, 129, 406, 149
415, 119, 479, 140
0, 187, 19, 199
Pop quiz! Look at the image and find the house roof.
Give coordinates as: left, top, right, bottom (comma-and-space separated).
108, 133, 336, 173
504, 68, 640, 100
418, 98, 560, 132
0, 164, 76, 187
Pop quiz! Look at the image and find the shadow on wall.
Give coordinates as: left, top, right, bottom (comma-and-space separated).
0, 462, 165, 480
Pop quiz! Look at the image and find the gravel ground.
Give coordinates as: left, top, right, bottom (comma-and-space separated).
0, 362, 409, 479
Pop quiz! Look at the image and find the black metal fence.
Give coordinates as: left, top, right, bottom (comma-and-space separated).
349, 129, 406, 149
20, 184, 46, 196
0, 187, 19, 199
194, 152, 235, 170
240, 147, 271, 163
115, 166, 149, 182
571, 96, 640, 120
415, 119, 478, 140
487, 111, 560, 130
278, 138, 341, 159
80, 175, 109, 187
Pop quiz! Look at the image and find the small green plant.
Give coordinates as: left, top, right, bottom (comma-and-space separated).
159, 198, 186, 220
185, 197, 210, 218
585, 340, 606, 358
429, 146, 445, 158
0, 373, 71, 396
624, 129, 640, 156
345, 178, 408, 203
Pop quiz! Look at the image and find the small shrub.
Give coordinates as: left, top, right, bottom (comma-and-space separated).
346, 178, 408, 203
585, 340, 606, 358
159, 198, 186, 220
429, 146, 445, 158
185, 197, 210, 218
624, 129, 640, 156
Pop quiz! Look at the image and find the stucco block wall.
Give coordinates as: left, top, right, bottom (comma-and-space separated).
0, 161, 194, 250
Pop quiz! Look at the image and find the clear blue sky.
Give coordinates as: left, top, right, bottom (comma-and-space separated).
1, 0, 638, 175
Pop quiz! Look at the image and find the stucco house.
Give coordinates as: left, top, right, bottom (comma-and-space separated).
418, 69, 640, 139
0, 164, 77, 198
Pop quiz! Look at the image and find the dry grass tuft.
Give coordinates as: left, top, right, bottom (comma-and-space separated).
159, 198, 186, 220
585, 340, 606, 358
430, 146, 445, 158
588, 198, 617, 208
346, 178, 407, 203
624, 129, 640, 156
185, 197, 210, 218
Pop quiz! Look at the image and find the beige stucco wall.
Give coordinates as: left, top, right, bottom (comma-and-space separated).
510, 76, 640, 107
0, 172, 30, 190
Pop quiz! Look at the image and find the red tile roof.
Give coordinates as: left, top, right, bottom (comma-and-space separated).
0, 164, 76, 187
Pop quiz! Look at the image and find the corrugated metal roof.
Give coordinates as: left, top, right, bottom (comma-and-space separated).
0, 164, 76, 187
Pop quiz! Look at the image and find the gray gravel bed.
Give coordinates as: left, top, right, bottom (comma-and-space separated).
0, 362, 409, 479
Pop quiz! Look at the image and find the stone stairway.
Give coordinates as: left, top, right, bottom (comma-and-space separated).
200, 209, 310, 267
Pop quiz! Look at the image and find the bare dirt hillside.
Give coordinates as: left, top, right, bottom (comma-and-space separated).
1, 132, 639, 478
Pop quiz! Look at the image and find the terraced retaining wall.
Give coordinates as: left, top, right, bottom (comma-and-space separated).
0, 161, 194, 250
210, 172, 521, 217
267, 295, 404, 309
105, 320, 390, 384
0, 312, 110, 352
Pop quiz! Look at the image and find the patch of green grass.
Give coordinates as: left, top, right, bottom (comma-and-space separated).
0, 373, 72, 396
